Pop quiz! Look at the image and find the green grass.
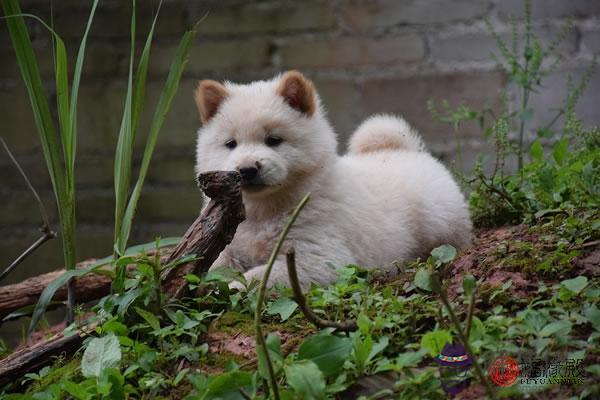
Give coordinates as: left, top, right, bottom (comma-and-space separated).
2, 0, 198, 335
3, 0, 99, 327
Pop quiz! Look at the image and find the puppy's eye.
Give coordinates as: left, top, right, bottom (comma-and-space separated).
265, 135, 283, 147
225, 139, 237, 149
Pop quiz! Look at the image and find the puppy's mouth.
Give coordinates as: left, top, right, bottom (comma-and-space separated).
240, 181, 269, 193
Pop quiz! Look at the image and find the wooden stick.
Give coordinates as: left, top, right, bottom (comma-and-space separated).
161, 170, 245, 298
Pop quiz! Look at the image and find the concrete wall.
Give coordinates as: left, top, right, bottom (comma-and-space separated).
1, 0, 599, 285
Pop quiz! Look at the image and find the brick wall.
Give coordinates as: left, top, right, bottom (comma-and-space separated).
1, 0, 599, 286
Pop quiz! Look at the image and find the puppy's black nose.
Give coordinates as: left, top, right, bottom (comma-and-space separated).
238, 166, 258, 181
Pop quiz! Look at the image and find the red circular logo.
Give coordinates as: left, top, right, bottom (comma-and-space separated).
488, 356, 520, 387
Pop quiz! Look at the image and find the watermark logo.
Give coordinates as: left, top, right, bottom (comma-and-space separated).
488, 356, 520, 387
487, 353, 585, 391
518, 356, 585, 388
434, 343, 472, 396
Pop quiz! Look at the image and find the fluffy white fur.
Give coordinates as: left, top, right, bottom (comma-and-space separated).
195, 71, 472, 288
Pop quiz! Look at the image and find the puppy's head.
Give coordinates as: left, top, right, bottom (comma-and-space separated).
194, 71, 337, 198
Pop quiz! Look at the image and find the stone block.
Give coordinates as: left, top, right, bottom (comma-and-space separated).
188, 1, 336, 35
359, 71, 507, 142
48, 2, 188, 39
280, 34, 425, 69
497, 0, 600, 20
136, 186, 202, 222
312, 78, 363, 148
178, 38, 272, 75
0, 85, 44, 152
145, 156, 196, 185
137, 79, 201, 150
339, 0, 490, 31
430, 26, 578, 63
0, 188, 57, 226
582, 29, 600, 54
0, 232, 63, 285
0, 154, 49, 188
519, 66, 600, 131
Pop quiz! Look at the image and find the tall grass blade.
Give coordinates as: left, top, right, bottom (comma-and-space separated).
120, 24, 199, 247
113, 0, 137, 256
3, 0, 99, 329
2, 2, 67, 211
131, 0, 163, 139
68, 0, 99, 175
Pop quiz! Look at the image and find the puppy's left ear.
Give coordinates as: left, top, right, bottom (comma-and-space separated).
277, 70, 316, 116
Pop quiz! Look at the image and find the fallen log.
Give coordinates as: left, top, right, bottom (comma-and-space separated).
0, 259, 111, 320
0, 170, 245, 386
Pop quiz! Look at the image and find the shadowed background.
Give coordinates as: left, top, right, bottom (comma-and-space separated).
0, 0, 599, 290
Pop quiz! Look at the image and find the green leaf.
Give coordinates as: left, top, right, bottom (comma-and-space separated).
205, 371, 253, 400
431, 245, 457, 264
584, 304, 600, 331
68, 0, 99, 175
462, 274, 476, 297
135, 307, 160, 331
81, 333, 122, 378
420, 329, 452, 357
561, 276, 588, 295
539, 320, 572, 338
113, 0, 138, 255
519, 107, 534, 121
552, 138, 569, 166
97, 367, 125, 397
266, 297, 298, 321
414, 269, 432, 291
298, 334, 352, 376
530, 139, 544, 162
63, 381, 90, 400
119, 20, 199, 252
257, 333, 282, 380
368, 336, 389, 363
468, 316, 485, 341
394, 349, 427, 369
285, 360, 326, 400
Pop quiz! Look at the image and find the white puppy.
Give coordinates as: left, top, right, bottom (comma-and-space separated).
194, 71, 472, 288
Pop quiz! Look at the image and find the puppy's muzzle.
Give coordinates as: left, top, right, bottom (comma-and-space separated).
237, 161, 263, 186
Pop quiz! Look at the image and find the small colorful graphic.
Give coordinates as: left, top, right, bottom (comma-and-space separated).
434, 343, 473, 395
488, 356, 520, 387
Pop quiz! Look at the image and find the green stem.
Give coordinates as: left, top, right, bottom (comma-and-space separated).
431, 274, 497, 400
286, 249, 357, 332
254, 193, 311, 400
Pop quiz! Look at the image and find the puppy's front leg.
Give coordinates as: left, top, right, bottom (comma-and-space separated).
236, 252, 340, 291
209, 250, 247, 273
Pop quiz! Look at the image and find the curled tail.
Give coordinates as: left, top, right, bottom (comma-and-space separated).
348, 115, 425, 154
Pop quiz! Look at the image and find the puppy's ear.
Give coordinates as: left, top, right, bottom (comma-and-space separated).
277, 70, 316, 116
195, 80, 228, 123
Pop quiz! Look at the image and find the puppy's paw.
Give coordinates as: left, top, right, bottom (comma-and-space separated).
228, 280, 247, 292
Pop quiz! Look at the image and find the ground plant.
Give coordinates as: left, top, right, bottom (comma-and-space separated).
1, 0, 599, 399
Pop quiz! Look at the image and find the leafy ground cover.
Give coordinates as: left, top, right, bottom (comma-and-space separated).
3, 209, 599, 399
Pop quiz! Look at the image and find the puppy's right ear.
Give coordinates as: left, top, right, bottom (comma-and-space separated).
195, 80, 228, 123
